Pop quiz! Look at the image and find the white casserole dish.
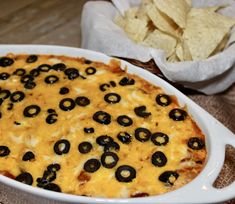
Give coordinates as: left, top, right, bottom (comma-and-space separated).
0, 45, 235, 204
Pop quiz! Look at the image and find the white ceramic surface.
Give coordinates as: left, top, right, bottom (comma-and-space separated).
0, 45, 235, 204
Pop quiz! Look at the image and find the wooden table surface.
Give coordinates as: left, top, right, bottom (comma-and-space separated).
0, 0, 235, 203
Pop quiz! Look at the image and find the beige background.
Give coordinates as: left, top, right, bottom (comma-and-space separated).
0, 0, 234, 203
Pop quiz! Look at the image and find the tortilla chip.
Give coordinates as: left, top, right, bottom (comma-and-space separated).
153, 0, 191, 28
124, 18, 149, 42
168, 54, 180, 62
114, 15, 126, 29
125, 7, 138, 19
136, 0, 151, 21
167, 52, 180, 62
183, 8, 235, 60
185, 0, 192, 7
210, 33, 229, 56
142, 29, 177, 57
205, 5, 227, 12
182, 40, 192, 61
146, 3, 180, 38
176, 40, 192, 61
176, 43, 184, 61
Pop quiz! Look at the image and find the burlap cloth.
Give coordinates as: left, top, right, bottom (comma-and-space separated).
0, 59, 234, 204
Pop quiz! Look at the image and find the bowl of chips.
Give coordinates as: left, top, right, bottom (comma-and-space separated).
81, 0, 235, 94
114, 0, 235, 62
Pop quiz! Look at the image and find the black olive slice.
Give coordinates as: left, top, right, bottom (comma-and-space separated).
104, 93, 121, 104
23, 105, 41, 118
84, 127, 94, 134
59, 98, 75, 111
96, 136, 119, 152
26, 55, 38, 63
47, 163, 61, 172
101, 152, 119, 168
117, 132, 132, 144
22, 151, 35, 161
24, 81, 36, 89
20, 75, 34, 83
38, 64, 51, 72
104, 141, 120, 152
84, 158, 101, 173
64, 68, 79, 80
119, 77, 135, 86
85, 67, 96, 75
0, 146, 10, 157
93, 111, 111, 125
99, 83, 110, 92
43, 183, 61, 192
0, 72, 10, 80
14, 121, 21, 125
0, 57, 14, 67
169, 108, 187, 121
35, 177, 43, 186
0, 90, 11, 100
7, 103, 13, 110
29, 69, 40, 77
96, 135, 114, 146
52, 63, 66, 71
68, 72, 80, 80
115, 165, 136, 182
46, 114, 58, 124
45, 75, 59, 84
47, 109, 56, 114
75, 96, 90, 107
13, 68, 26, 76
36, 177, 48, 187
37, 171, 58, 188
156, 94, 172, 107
10, 91, 25, 103
84, 59, 92, 64
36, 177, 46, 186
151, 151, 167, 167
151, 132, 169, 146
36, 173, 56, 188
59, 87, 69, 95
134, 106, 151, 118
64, 68, 78, 75
159, 171, 179, 186
188, 137, 205, 150
134, 127, 151, 142
42, 170, 56, 182
117, 115, 133, 127
0, 112, 2, 118
78, 142, 93, 154
53, 139, 70, 155
15, 172, 33, 185
109, 81, 116, 87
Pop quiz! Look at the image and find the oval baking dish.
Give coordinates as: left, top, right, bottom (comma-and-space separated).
0, 45, 235, 204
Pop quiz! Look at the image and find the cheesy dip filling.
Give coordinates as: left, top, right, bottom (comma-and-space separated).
0, 54, 206, 198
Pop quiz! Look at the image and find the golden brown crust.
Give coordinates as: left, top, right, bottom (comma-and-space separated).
77, 171, 91, 186
0, 171, 15, 179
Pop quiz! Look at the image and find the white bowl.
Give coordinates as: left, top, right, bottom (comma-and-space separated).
0, 45, 235, 204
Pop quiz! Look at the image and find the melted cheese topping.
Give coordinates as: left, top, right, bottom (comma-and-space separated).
0, 54, 206, 198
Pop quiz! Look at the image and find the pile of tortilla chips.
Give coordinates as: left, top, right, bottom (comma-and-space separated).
114, 0, 235, 62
